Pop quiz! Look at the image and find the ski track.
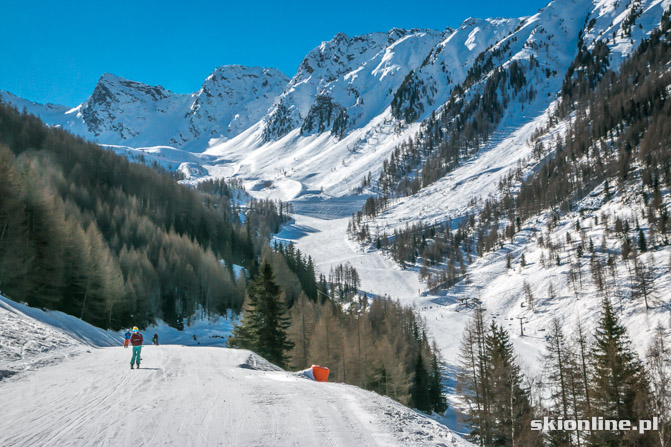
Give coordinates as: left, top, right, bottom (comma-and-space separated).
0, 346, 470, 447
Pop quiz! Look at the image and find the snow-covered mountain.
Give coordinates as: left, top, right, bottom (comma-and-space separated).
2, 0, 669, 180
0, 19, 528, 162
76, 73, 192, 146
390, 17, 521, 123
0, 65, 289, 151
262, 28, 446, 141
176, 66, 290, 149
325, 0, 671, 414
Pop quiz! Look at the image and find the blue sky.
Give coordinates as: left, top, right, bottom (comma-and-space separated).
2, 0, 550, 106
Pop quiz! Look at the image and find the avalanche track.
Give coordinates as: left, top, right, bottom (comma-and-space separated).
0, 345, 470, 447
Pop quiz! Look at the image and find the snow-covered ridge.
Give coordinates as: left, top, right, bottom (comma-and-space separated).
262, 28, 447, 141
1, 0, 669, 201
1, 65, 289, 151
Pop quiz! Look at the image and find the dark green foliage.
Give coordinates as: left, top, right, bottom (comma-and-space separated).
638, 228, 647, 253
262, 102, 295, 142
0, 102, 288, 329
391, 70, 426, 123
275, 241, 319, 302
589, 298, 654, 446
411, 346, 432, 413
300, 95, 349, 139
229, 261, 294, 368
457, 313, 539, 447
486, 322, 535, 447
429, 345, 448, 414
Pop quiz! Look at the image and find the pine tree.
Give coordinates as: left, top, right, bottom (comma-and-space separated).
486, 322, 534, 447
411, 346, 432, 413
638, 228, 647, 253
428, 342, 448, 414
590, 298, 653, 446
229, 261, 294, 368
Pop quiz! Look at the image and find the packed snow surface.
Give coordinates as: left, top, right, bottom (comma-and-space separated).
0, 347, 471, 446
0, 295, 472, 446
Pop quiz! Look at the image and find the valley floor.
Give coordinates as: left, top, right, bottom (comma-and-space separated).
0, 345, 470, 447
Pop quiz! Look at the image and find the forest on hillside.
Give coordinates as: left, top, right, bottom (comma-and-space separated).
0, 102, 450, 414
350, 8, 671, 291
457, 299, 670, 447
347, 7, 671, 445
229, 246, 449, 415
0, 102, 290, 329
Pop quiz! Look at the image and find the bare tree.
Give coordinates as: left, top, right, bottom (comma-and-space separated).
645, 324, 671, 447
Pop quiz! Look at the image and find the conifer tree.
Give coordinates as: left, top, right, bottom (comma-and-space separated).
429, 342, 448, 414
544, 318, 577, 447
229, 261, 293, 368
645, 324, 671, 447
638, 228, 647, 253
411, 347, 432, 413
485, 322, 533, 447
590, 298, 653, 446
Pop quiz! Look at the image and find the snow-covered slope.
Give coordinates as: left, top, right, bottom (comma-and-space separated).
391, 17, 521, 123
345, 0, 671, 234
0, 295, 472, 447
0, 294, 118, 377
0, 346, 472, 447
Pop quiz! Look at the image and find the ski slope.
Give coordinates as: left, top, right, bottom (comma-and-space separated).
0, 345, 471, 447
0, 294, 472, 447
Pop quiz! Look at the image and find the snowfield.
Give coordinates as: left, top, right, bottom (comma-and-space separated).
0, 295, 472, 447
0, 295, 117, 377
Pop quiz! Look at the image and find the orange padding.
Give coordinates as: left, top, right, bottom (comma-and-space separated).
311, 365, 329, 382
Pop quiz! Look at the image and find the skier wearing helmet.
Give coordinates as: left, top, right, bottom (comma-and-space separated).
130, 327, 143, 369
123, 329, 131, 348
